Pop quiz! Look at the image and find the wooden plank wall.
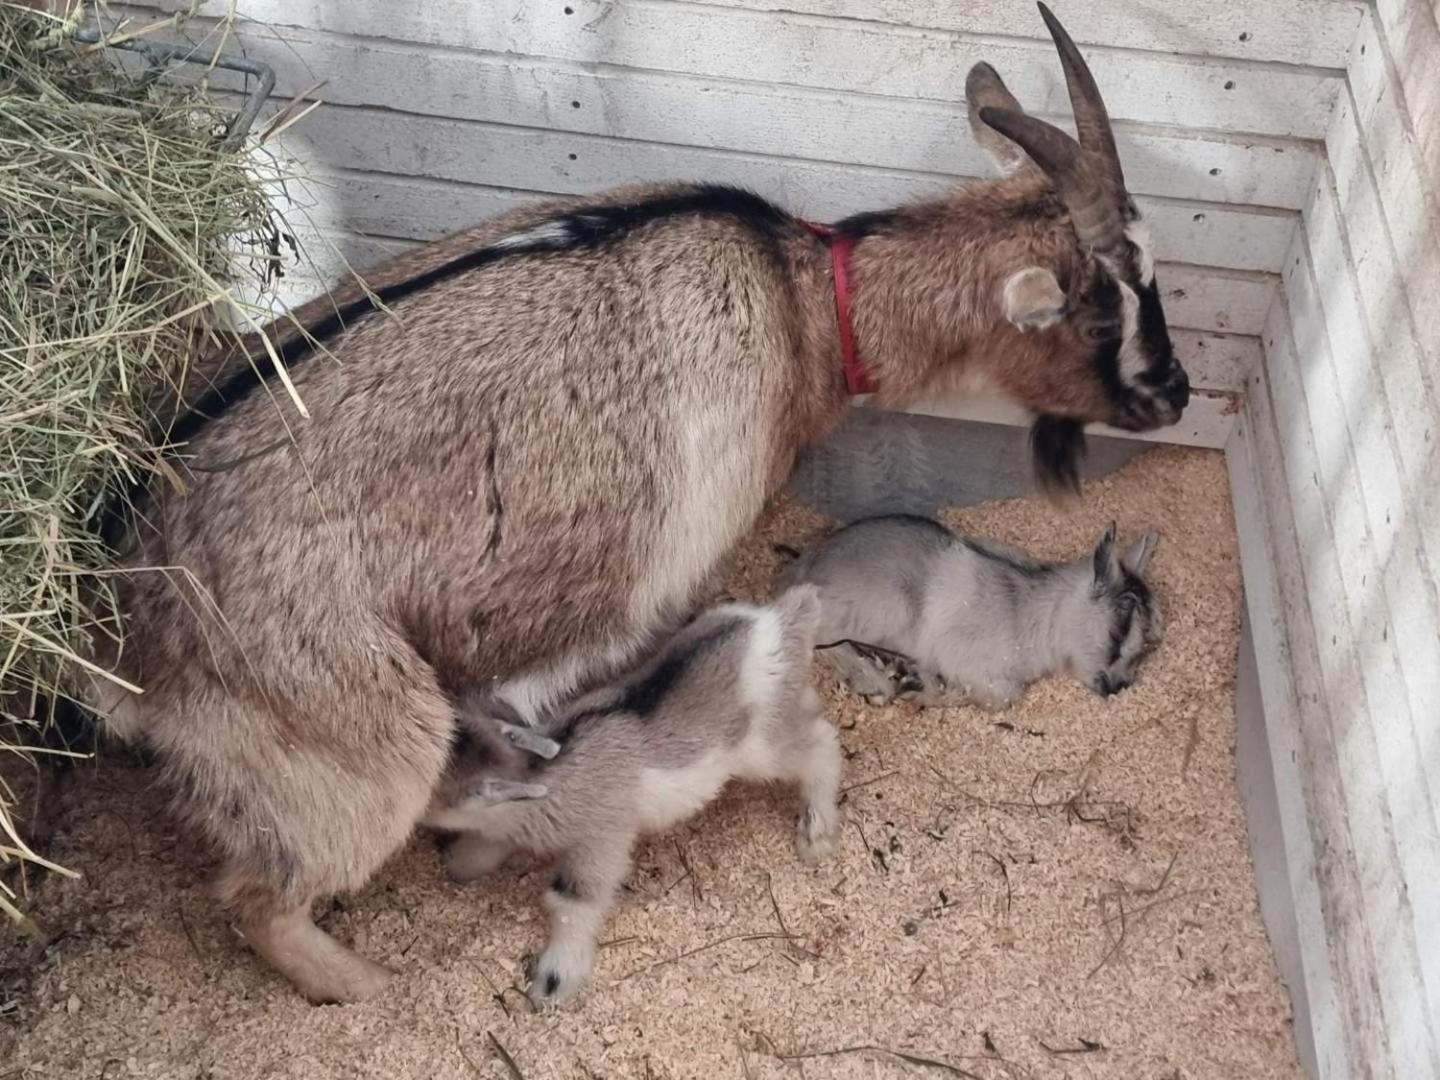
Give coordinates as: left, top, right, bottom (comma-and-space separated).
1228, 1, 1440, 1075
118, 0, 1367, 448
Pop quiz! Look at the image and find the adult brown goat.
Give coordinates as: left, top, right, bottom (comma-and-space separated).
90, 3, 1189, 1003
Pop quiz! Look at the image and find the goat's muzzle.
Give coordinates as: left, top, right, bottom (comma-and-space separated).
1110, 368, 1190, 432
1156, 367, 1191, 423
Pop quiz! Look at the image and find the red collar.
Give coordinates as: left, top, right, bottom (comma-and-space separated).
800, 219, 878, 396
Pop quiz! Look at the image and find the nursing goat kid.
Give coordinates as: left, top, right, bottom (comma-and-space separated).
424, 586, 840, 1007
91, 3, 1190, 1003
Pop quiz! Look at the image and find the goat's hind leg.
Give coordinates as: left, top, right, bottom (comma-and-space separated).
167, 670, 453, 1004
224, 879, 394, 1005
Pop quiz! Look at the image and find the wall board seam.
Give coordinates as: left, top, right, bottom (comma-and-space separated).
228, 95, 1313, 219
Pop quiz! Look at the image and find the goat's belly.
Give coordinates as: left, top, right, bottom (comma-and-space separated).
813, 596, 915, 654
629, 389, 773, 626
634, 754, 732, 833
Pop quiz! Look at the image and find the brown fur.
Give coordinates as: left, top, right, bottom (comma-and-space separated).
143, 197, 589, 436
844, 183, 1119, 419
92, 13, 1189, 1004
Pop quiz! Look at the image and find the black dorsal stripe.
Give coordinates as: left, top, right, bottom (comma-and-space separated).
165, 242, 533, 451
107, 184, 792, 540
167, 184, 791, 450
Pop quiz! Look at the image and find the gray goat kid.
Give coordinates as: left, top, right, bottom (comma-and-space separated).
423, 585, 842, 1007
781, 516, 1162, 709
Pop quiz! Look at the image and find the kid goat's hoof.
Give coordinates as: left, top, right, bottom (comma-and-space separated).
526, 942, 594, 1008
796, 806, 841, 865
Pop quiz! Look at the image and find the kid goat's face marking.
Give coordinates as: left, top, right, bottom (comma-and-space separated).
1089, 524, 1163, 697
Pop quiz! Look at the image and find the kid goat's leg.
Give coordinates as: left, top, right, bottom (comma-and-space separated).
790, 689, 843, 864
435, 779, 548, 882
816, 641, 924, 705
442, 833, 516, 882
529, 835, 635, 1007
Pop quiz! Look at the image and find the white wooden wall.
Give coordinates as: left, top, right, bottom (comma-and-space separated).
123, 0, 1368, 448
1227, 1, 1440, 1076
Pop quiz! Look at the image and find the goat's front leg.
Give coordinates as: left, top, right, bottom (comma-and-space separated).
816, 641, 925, 705
528, 836, 634, 1007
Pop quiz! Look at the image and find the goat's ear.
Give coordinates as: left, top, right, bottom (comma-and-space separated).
1003, 268, 1067, 330
1122, 529, 1159, 576
497, 721, 562, 760
1092, 521, 1120, 586
966, 62, 1031, 176
1030, 415, 1086, 499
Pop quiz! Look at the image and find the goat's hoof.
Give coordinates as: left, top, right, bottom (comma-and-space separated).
305, 956, 396, 1005
526, 942, 594, 1007
796, 807, 841, 865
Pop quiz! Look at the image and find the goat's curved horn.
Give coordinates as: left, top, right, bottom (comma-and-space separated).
1036, 3, 1124, 189
978, 107, 1125, 253
977, 106, 1078, 176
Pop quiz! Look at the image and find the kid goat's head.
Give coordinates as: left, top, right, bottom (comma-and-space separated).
876, 4, 1189, 492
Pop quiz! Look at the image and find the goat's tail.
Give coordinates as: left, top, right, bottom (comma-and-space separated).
773, 583, 823, 662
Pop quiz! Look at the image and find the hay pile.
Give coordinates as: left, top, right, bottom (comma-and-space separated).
0, 2, 301, 926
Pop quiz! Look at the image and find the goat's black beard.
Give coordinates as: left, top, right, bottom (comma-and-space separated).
1029, 414, 1087, 497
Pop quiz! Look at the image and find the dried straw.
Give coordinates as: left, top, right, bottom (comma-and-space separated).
0, 1, 310, 926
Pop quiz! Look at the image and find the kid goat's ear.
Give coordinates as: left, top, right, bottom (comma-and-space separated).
1122, 529, 1160, 576
1092, 521, 1120, 586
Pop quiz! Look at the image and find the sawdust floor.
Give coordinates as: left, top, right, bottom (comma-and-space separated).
2, 445, 1302, 1080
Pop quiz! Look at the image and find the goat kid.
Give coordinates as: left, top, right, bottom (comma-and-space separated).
781, 516, 1162, 709
423, 586, 842, 1007
90, 4, 1188, 1002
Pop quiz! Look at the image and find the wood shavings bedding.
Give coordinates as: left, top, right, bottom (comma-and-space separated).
1, 446, 1302, 1080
